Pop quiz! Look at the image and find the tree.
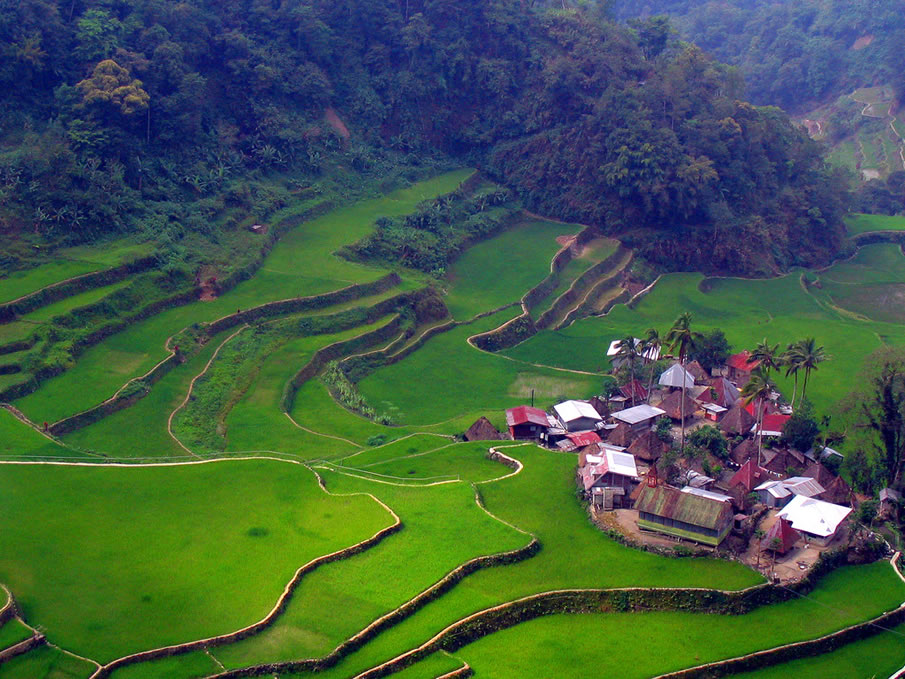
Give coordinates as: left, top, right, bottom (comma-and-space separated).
781, 344, 802, 408
642, 327, 662, 404
742, 369, 774, 467
781, 399, 819, 452
614, 336, 641, 404
665, 312, 696, 456
857, 499, 878, 527
753, 528, 766, 569
689, 328, 729, 373
688, 425, 728, 460
787, 338, 828, 401
77, 59, 150, 118
750, 338, 780, 379
858, 350, 905, 488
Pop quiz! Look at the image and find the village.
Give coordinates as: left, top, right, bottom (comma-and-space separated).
464, 329, 901, 583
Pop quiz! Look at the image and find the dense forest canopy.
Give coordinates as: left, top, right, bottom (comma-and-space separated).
610, 0, 905, 112
0, 0, 849, 276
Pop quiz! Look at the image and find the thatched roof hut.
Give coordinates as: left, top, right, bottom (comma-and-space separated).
763, 448, 806, 476
464, 416, 503, 442
686, 360, 710, 384
606, 422, 636, 448
821, 475, 853, 506
720, 404, 755, 437
803, 462, 836, 489
659, 390, 698, 422
628, 429, 670, 463
730, 438, 758, 466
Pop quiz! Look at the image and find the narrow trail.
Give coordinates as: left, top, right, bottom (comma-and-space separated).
166, 324, 248, 459
284, 411, 360, 447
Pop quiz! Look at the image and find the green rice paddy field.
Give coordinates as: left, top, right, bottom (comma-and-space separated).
2, 175, 905, 677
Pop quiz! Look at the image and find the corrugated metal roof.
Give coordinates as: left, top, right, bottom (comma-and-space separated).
681, 486, 732, 503
635, 484, 733, 530
777, 495, 851, 538
554, 400, 603, 423
659, 363, 695, 389
728, 351, 759, 372
612, 404, 665, 425
566, 431, 601, 448
506, 406, 549, 427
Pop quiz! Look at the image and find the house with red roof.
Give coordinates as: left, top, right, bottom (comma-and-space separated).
754, 413, 791, 438
727, 351, 760, 387
620, 379, 649, 404
728, 459, 771, 494
761, 517, 800, 554
505, 406, 549, 440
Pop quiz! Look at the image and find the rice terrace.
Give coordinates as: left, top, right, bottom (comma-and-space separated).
0, 164, 904, 679
3, 2, 905, 678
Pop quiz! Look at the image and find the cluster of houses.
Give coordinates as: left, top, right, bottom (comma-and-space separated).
474, 342, 882, 564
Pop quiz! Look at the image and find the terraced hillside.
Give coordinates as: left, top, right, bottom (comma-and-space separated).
1, 175, 904, 679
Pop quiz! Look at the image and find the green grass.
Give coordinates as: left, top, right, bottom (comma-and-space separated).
530, 238, 619, 317
0, 644, 95, 679
0, 409, 84, 460
355, 441, 512, 483
443, 219, 569, 320
0, 617, 31, 650
13, 170, 472, 424
503, 260, 905, 416
735, 622, 905, 678
443, 561, 905, 678
827, 138, 858, 172
0, 459, 392, 662
0, 240, 151, 305
102, 650, 220, 679
208, 470, 527, 669
845, 212, 905, 235
0, 279, 132, 347
358, 309, 602, 425
264, 446, 762, 679
61, 330, 229, 459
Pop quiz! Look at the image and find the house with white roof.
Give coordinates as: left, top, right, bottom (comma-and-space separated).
581, 447, 639, 510
777, 495, 852, 545
755, 477, 825, 508
611, 403, 665, 432
659, 363, 695, 390
554, 400, 603, 432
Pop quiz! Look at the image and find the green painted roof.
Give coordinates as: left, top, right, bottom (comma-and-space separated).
636, 484, 732, 531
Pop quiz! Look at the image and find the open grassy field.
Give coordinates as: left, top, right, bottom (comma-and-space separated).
13, 171, 471, 424
0, 410, 83, 459
529, 237, 619, 317
358, 308, 602, 424
439, 561, 905, 678
503, 249, 905, 415
443, 219, 568, 320
845, 212, 905, 235
0, 459, 392, 662
735, 622, 905, 678
0, 279, 132, 347
0, 239, 152, 306
0, 644, 96, 679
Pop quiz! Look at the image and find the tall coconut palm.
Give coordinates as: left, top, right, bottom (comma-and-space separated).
665, 312, 696, 456
781, 345, 802, 408
741, 369, 774, 467
793, 337, 828, 401
642, 327, 662, 404
615, 336, 641, 405
750, 338, 780, 379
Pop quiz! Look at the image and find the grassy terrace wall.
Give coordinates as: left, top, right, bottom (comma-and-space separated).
49, 275, 408, 435
471, 224, 603, 353
0, 255, 158, 323
534, 246, 629, 331
0, 200, 335, 405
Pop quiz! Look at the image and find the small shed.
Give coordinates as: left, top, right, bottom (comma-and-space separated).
777, 495, 852, 546
720, 404, 756, 437
554, 400, 604, 432
557, 430, 602, 452
505, 406, 549, 441
658, 390, 698, 423
464, 416, 503, 442
635, 484, 734, 546
701, 403, 727, 422
611, 404, 666, 432
659, 363, 695, 390
761, 517, 800, 554
727, 351, 760, 387
620, 379, 649, 404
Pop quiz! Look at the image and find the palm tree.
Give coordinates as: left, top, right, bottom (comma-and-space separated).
781, 345, 802, 408
753, 528, 766, 569
615, 336, 641, 405
750, 338, 780, 379
793, 338, 828, 401
665, 312, 696, 456
741, 370, 774, 467
642, 327, 662, 404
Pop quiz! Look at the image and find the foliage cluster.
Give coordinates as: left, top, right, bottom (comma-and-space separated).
322, 361, 393, 425
344, 188, 518, 275
611, 1, 904, 112
0, 1, 849, 276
